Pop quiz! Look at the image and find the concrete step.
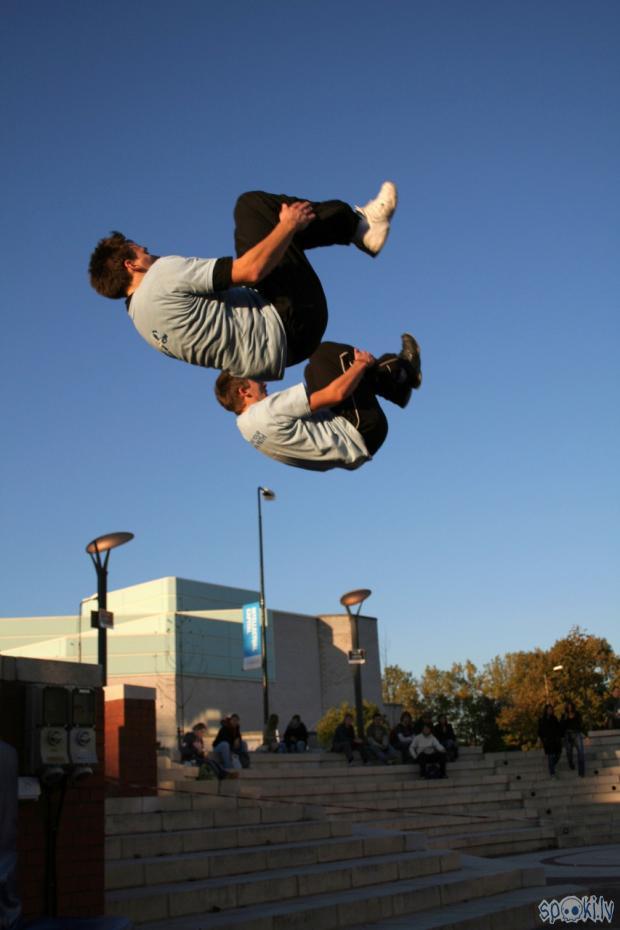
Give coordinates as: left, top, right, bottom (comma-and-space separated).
541, 807, 620, 824
420, 814, 541, 837
371, 809, 537, 836
343, 882, 585, 930
234, 772, 509, 792
245, 789, 518, 810
106, 793, 239, 815
106, 846, 462, 923
106, 829, 425, 890
164, 765, 500, 789
426, 824, 556, 857
557, 829, 620, 847
130, 857, 542, 930
106, 798, 313, 837
319, 794, 527, 821
106, 817, 352, 861
248, 782, 523, 803
504, 769, 620, 786
530, 802, 620, 823
524, 789, 620, 808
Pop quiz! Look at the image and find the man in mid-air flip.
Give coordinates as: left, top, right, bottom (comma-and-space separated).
88, 183, 398, 381
214, 335, 422, 472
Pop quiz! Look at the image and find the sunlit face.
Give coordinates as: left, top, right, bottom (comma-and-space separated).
126, 243, 156, 273
242, 380, 268, 405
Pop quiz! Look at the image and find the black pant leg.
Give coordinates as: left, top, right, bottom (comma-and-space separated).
372, 355, 412, 409
333, 740, 354, 762
233, 191, 358, 255
233, 192, 358, 368
304, 343, 389, 455
304, 341, 353, 392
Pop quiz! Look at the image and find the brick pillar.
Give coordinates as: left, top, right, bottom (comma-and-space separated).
105, 685, 157, 796
0, 657, 105, 920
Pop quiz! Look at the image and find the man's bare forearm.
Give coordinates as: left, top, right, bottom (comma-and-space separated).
230, 222, 296, 285
230, 201, 315, 286
309, 356, 372, 412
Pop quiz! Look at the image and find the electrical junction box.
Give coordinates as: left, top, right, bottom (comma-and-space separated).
24, 685, 70, 772
68, 688, 98, 765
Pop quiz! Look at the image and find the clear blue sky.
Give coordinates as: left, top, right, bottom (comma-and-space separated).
2, 0, 618, 677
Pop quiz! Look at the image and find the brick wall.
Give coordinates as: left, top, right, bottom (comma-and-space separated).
105, 685, 157, 796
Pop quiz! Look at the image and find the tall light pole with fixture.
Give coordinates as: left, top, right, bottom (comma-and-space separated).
340, 588, 372, 741
257, 487, 275, 727
85, 532, 134, 686
544, 664, 564, 701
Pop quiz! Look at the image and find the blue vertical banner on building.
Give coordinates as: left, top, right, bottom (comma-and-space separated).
242, 602, 262, 671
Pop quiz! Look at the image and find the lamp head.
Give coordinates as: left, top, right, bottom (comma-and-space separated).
552, 664, 564, 672
259, 487, 276, 501
86, 532, 134, 555
340, 588, 372, 608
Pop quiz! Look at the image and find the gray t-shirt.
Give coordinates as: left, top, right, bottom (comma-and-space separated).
237, 383, 371, 472
127, 256, 287, 380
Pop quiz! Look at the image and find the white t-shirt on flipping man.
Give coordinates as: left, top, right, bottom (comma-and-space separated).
236, 383, 371, 472
127, 256, 287, 380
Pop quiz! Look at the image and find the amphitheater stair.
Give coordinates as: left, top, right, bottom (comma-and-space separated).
105, 792, 550, 930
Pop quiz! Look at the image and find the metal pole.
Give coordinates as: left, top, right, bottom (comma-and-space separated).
94, 549, 110, 687
258, 488, 269, 727
346, 605, 365, 740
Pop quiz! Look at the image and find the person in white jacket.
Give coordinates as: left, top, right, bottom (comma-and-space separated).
410, 724, 447, 778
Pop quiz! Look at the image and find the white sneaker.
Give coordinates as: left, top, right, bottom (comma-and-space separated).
353, 181, 398, 256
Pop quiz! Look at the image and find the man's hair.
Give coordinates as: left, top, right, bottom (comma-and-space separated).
88, 231, 137, 299
215, 371, 250, 414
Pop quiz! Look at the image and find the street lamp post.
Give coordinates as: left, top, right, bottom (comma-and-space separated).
544, 664, 564, 701
340, 588, 372, 741
257, 487, 276, 727
85, 532, 134, 686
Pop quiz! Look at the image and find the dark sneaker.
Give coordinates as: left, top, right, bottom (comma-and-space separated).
400, 333, 422, 388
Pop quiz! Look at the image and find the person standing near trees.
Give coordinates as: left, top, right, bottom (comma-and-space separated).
538, 704, 562, 777
605, 687, 620, 730
560, 700, 587, 777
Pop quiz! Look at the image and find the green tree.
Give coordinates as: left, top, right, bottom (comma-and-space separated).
316, 700, 380, 750
419, 661, 504, 749
381, 664, 421, 713
548, 627, 619, 730
482, 629, 619, 746
482, 649, 553, 747
380, 628, 618, 752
